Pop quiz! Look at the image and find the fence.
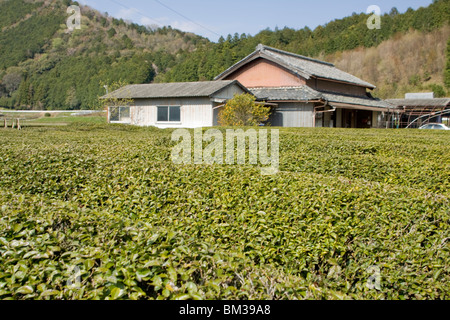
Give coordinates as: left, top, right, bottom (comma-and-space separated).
2, 117, 23, 130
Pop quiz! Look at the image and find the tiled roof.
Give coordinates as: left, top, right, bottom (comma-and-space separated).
321, 92, 391, 109
250, 86, 390, 109
215, 44, 376, 89
250, 86, 321, 101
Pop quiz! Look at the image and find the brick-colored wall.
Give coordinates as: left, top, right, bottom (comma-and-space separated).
224, 57, 369, 97
225, 58, 305, 88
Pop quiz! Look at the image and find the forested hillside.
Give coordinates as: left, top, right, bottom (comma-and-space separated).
158, 0, 450, 99
0, 0, 206, 110
0, 0, 449, 110
324, 25, 450, 98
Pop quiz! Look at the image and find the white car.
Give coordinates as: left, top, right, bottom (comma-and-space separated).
419, 123, 450, 130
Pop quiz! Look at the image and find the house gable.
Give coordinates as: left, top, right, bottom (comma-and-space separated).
223, 58, 306, 88
211, 82, 248, 100
216, 44, 376, 93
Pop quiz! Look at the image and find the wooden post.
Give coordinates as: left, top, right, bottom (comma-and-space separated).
17, 118, 21, 130
12, 118, 15, 129
3, 118, 6, 128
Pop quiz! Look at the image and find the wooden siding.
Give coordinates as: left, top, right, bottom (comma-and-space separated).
372, 111, 381, 128
131, 97, 214, 128
307, 79, 367, 97
336, 108, 343, 128
212, 84, 246, 100
125, 83, 246, 128
224, 58, 305, 88
269, 102, 314, 127
116, 83, 247, 128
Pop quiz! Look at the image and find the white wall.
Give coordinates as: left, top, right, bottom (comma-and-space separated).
131, 97, 213, 128
125, 84, 247, 128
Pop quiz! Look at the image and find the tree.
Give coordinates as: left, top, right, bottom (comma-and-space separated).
107, 27, 117, 38
389, 7, 399, 17
0, 84, 6, 98
2, 73, 22, 96
65, 87, 80, 109
218, 93, 271, 126
429, 84, 446, 98
98, 80, 134, 111
445, 40, 450, 88
122, 34, 134, 49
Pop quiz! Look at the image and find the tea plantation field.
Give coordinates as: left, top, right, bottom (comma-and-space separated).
0, 124, 448, 300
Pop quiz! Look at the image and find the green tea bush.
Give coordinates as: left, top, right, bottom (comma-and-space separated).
0, 125, 448, 300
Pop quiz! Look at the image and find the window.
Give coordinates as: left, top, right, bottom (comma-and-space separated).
157, 106, 181, 122
109, 106, 131, 123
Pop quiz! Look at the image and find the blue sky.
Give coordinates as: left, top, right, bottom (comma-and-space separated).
78, 0, 434, 42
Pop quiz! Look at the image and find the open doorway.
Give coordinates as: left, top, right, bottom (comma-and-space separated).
356, 110, 372, 128
341, 109, 372, 128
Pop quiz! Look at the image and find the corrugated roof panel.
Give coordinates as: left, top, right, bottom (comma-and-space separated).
103, 80, 243, 99
386, 98, 450, 108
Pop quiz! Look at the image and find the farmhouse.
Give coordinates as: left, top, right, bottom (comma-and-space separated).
215, 44, 391, 128
105, 44, 392, 128
104, 80, 248, 128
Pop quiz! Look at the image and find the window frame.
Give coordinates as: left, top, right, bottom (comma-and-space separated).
109, 106, 131, 124
156, 106, 181, 123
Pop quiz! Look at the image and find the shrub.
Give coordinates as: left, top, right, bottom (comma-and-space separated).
218, 93, 271, 126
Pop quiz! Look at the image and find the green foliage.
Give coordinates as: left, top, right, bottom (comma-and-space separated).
98, 80, 134, 111
161, 0, 450, 83
0, 0, 42, 30
0, 126, 448, 300
65, 87, 80, 109
107, 28, 117, 38
121, 35, 134, 50
0, 0, 448, 110
408, 74, 421, 86
0, 0, 201, 110
218, 93, 271, 126
429, 84, 447, 97
2, 72, 22, 96
0, 3, 63, 70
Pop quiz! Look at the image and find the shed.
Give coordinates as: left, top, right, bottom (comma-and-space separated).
386, 98, 450, 128
103, 80, 249, 128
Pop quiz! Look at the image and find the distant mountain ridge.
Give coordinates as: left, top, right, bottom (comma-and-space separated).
0, 0, 448, 110
0, 0, 206, 110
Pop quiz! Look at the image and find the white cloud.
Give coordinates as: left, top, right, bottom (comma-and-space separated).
155, 16, 170, 23
116, 8, 138, 20
140, 16, 166, 27
169, 20, 203, 34
140, 17, 154, 26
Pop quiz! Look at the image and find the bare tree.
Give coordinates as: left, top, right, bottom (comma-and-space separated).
2, 73, 22, 96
